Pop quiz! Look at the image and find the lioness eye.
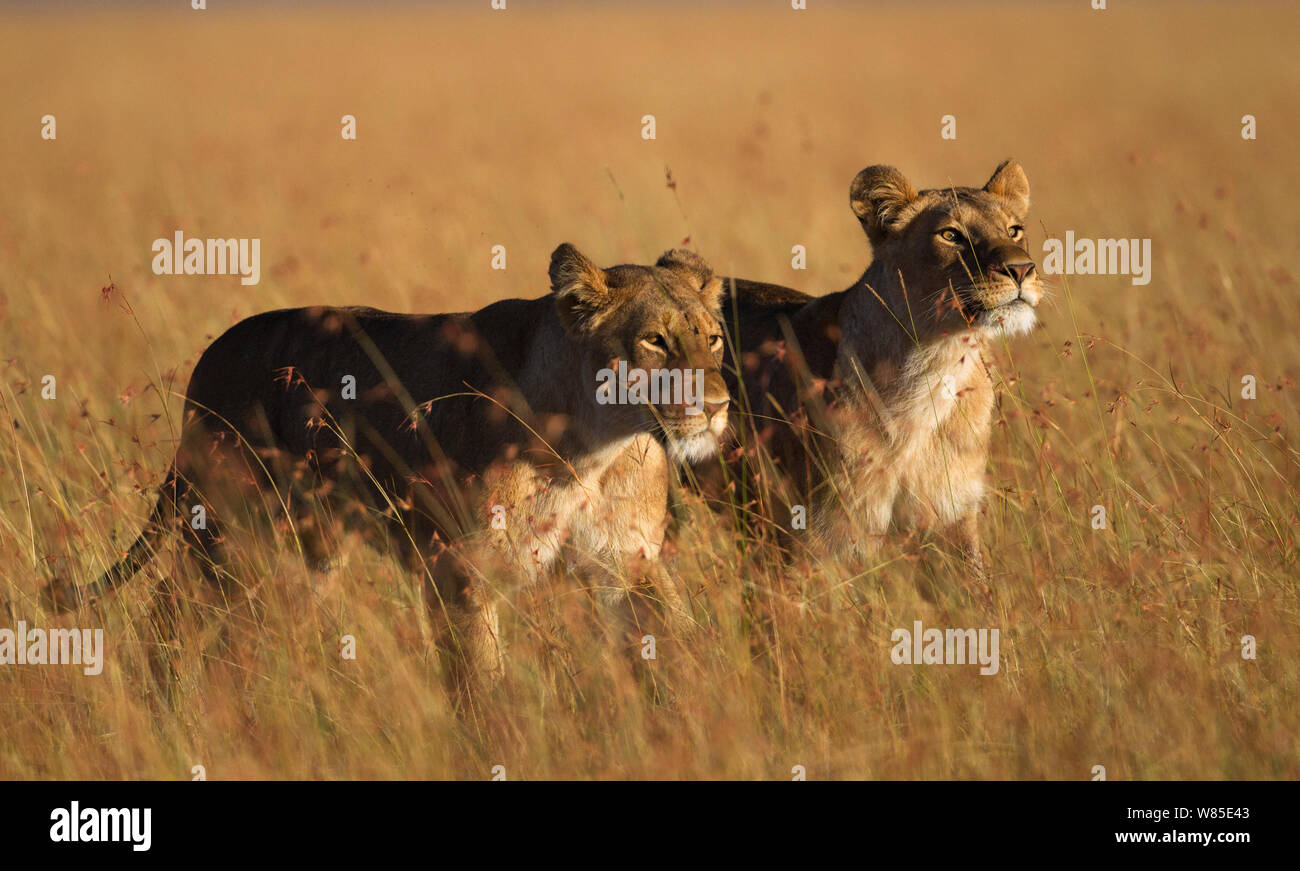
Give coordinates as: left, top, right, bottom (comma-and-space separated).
939, 228, 963, 243
1009, 225, 1024, 239
643, 334, 669, 352
709, 334, 723, 350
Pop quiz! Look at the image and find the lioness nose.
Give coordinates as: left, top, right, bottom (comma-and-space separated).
703, 398, 728, 420
996, 261, 1036, 286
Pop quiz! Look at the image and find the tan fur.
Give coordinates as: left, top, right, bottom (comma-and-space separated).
48, 244, 730, 687
717, 161, 1043, 583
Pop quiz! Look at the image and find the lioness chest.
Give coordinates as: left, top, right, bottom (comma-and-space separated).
834, 340, 993, 533
482, 434, 669, 582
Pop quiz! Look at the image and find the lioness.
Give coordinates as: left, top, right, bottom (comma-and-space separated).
713, 161, 1042, 584
49, 244, 730, 685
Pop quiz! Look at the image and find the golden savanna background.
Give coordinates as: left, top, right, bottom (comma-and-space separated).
1, 0, 1297, 779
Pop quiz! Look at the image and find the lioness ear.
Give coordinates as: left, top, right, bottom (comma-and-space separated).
983, 159, 1030, 216
656, 248, 712, 285
550, 243, 609, 332
850, 165, 920, 244
657, 248, 724, 314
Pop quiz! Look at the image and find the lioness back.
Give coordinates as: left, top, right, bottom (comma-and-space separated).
184, 299, 566, 485
719, 279, 846, 422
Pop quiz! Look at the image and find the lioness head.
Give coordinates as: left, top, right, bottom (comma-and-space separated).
549, 243, 729, 463
850, 160, 1043, 339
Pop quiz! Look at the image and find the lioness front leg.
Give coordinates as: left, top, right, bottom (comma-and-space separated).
956, 510, 982, 572
425, 545, 505, 691
583, 448, 693, 635
954, 510, 992, 603
614, 547, 695, 636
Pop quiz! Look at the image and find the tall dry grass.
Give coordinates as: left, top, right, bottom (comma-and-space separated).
0, 1, 1297, 779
